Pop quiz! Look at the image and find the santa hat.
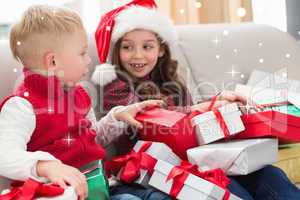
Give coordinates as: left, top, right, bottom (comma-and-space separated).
91, 0, 178, 86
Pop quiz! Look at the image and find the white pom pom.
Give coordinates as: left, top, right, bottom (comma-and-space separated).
91, 64, 118, 86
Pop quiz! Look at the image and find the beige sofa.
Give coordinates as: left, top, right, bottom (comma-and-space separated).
1, 23, 300, 188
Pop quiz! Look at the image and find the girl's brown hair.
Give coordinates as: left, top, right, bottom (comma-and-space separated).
111, 34, 190, 106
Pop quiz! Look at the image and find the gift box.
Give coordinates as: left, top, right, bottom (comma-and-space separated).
132, 141, 181, 186
235, 84, 300, 109
235, 110, 300, 143
136, 108, 198, 159
187, 139, 278, 175
0, 178, 72, 200
269, 105, 300, 117
84, 166, 109, 200
190, 103, 245, 145
37, 187, 76, 200
106, 141, 181, 186
149, 160, 241, 200
247, 69, 300, 94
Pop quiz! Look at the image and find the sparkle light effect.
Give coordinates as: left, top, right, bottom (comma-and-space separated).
216, 55, 220, 60
63, 133, 74, 147
48, 108, 54, 113
285, 53, 291, 59
258, 42, 263, 47
106, 26, 111, 31
240, 99, 257, 115
212, 36, 221, 45
237, 7, 247, 17
13, 68, 17, 73
259, 58, 264, 63
226, 66, 241, 78
233, 49, 238, 53
179, 9, 185, 14
24, 92, 29, 97
195, 2, 202, 8
282, 72, 287, 78
223, 30, 229, 36
17, 41, 21, 46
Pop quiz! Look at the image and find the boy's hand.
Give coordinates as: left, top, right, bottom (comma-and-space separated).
114, 100, 164, 129
37, 160, 88, 200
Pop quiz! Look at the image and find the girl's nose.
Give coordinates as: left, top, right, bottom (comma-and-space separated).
133, 47, 143, 58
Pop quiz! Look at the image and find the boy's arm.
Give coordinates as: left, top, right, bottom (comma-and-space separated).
0, 96, 57, 181
87, 107, 128, 147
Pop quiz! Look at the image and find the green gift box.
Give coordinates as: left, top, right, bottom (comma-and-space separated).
82, 161, 110, 200
266, 105, 300, 117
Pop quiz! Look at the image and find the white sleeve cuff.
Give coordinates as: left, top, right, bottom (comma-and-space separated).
29, 151, 58, 183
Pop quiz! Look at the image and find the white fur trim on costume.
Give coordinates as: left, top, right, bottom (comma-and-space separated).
91, 64, 117, 86
111, 6, 178, 46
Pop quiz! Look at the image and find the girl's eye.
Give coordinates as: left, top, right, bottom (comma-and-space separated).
121, 45, 133, 50
81, 52, 87, 56
144, 45, 153, 50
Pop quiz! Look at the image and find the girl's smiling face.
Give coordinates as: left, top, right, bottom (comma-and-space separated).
119, 29, 164, 78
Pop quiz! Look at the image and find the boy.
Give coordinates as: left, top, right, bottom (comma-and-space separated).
0, 5, 161, 200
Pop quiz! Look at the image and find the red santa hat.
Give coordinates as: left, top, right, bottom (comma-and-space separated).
91, 0, 178, 85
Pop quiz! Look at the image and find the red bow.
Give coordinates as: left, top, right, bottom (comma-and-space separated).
190, 94, 231, 138
166, 161, 230, 200
0, 178, 64, 200
105, 141, 157, 183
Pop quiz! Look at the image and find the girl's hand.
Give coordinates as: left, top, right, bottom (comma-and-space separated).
113, 100, 164, 129
191, 91, 263, 113
37, 160, 88, 200
191, 100, 231, 112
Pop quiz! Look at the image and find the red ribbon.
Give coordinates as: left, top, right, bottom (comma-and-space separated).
166, 161, 230, 200
190, 94, 231, 139
105, 141, 157, 183
0, 178, 64, 200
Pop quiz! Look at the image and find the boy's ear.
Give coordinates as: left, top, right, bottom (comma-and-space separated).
43, 52, 56, 70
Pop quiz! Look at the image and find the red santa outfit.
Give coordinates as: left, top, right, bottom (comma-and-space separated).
0, 69, 126, 183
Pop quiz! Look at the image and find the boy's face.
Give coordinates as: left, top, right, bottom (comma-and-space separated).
54, 29, 91, 87
119, 29, 164, 78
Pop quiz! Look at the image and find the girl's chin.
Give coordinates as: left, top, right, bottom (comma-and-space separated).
131, 70, 147, 78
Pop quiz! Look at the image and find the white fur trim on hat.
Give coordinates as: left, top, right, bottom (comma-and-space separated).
112, 6, 178, 46
91, 64, 117, 86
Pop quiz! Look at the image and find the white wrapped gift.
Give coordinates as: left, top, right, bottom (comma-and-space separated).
37, 187, 77, 200
191, 103, 245, 145
235, 84, 300, 109
117, 140, 181, 186
149, 160, 241, 200
247, 69, 300, 94
187, 139, 278, 175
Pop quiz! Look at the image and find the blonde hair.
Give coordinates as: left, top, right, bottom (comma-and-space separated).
10, 5, 84, 66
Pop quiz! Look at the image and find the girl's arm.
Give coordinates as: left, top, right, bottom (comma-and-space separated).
87, 106, 128, 147
0, 97, 56, 181
89, 99, 163, 147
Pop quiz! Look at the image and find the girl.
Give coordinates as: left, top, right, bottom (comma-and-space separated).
92, 0, 300, 199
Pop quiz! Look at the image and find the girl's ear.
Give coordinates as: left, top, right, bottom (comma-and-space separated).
158, 45, 165, 57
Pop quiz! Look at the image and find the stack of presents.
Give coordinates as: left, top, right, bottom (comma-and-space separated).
1, 70, 300, 199
102, 69, 300, 200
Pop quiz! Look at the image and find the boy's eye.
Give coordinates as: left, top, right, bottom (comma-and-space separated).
81, 51, 87, 56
